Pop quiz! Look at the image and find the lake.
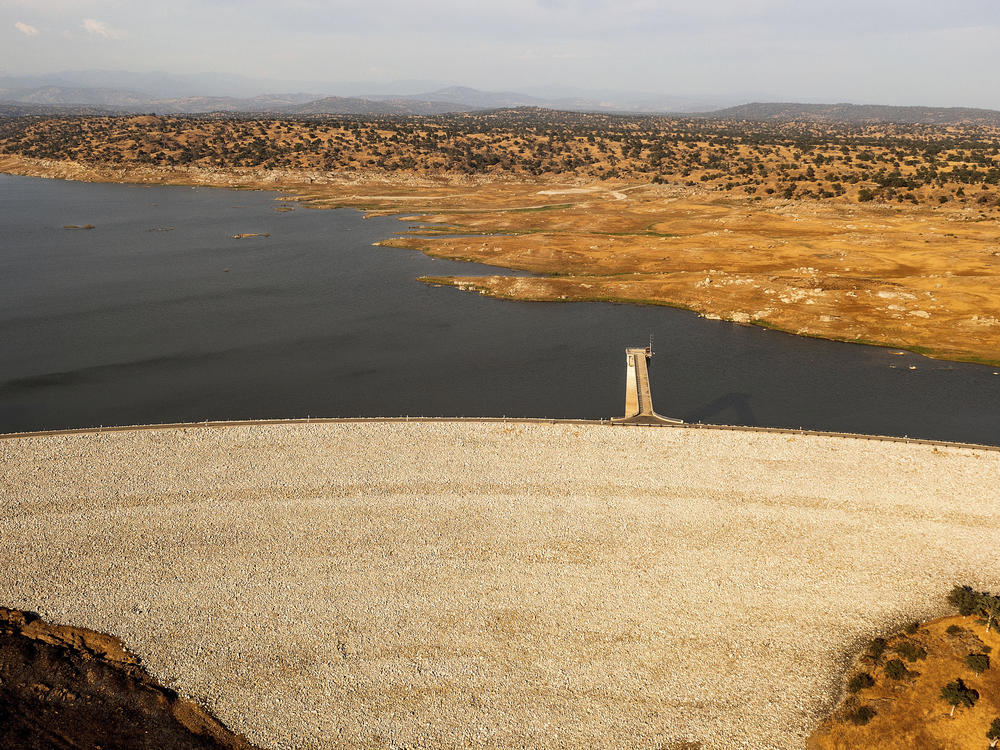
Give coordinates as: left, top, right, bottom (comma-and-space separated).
1, 173, 998, 444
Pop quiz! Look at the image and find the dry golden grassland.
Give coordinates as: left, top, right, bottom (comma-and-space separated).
362, 183, 1000, 365
809, 615, 1000, 750
1, 111, 998, 364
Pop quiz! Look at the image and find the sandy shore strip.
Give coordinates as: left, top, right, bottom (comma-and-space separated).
2, 421, 999, 749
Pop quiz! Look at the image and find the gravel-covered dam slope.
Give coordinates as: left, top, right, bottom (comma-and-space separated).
1, 422, 998, 749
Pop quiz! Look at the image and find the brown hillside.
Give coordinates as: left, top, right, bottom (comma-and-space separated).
0, 607, 259, 750
809, 615, 1000, 749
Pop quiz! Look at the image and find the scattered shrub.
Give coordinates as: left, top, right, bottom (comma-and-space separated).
946, 624, 964, 636
966, 652, 990, 674
904, 621, 920, 635
895, 641, 927, 662
848, 672, 875, 693
850, 705, 877, 725
948, 585, 980, 616
867, 637, 888, 661
884, 659, 908, 680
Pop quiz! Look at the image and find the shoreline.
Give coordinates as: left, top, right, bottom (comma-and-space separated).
2, 158, 998, 367
419, 274, 1000, 368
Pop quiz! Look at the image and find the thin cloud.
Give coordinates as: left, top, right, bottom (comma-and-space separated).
82, 18, 126, 39
15, 21, 40, 36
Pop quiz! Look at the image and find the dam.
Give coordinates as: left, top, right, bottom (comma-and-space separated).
2, 174, 998, 445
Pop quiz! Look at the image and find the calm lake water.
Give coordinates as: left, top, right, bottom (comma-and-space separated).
1, 173, 998, 444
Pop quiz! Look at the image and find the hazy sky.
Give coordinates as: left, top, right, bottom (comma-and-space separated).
3, 0, 1000, 107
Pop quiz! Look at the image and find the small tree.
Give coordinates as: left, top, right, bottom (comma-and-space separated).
948, 585, 980, 616
983, 595, 1000, 633
966, 652, 990, 674
895, 641, 927, 662
851, 705, 877, 725
867, 637, 888, 662
884, 659, 908, 680
848, 673, 875, 693
940, 678, 978, 717
947, 585, 1000, 630
987, 717, 1000, 748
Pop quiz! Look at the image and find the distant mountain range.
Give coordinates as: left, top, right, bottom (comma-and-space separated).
0, 71, 730, 114
2, 76, 999, 125
0, 81, 714, 116
283, 96, 476, 116
701, 102, 1000, 126
0, 85, 320, 114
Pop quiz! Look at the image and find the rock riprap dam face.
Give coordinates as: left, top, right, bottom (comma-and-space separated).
1, 422, 999, 749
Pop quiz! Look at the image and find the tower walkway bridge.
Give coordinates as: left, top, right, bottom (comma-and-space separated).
611, 346, 684, 425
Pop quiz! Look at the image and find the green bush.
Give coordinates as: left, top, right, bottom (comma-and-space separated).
848, 672, 875, 693
946, 624, 964, 636
884, 659, 908, 680
966, 652, 990, 674
904, 621, 920, 635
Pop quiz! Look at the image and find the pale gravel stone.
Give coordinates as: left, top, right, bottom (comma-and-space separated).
1, 422, 998, 750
